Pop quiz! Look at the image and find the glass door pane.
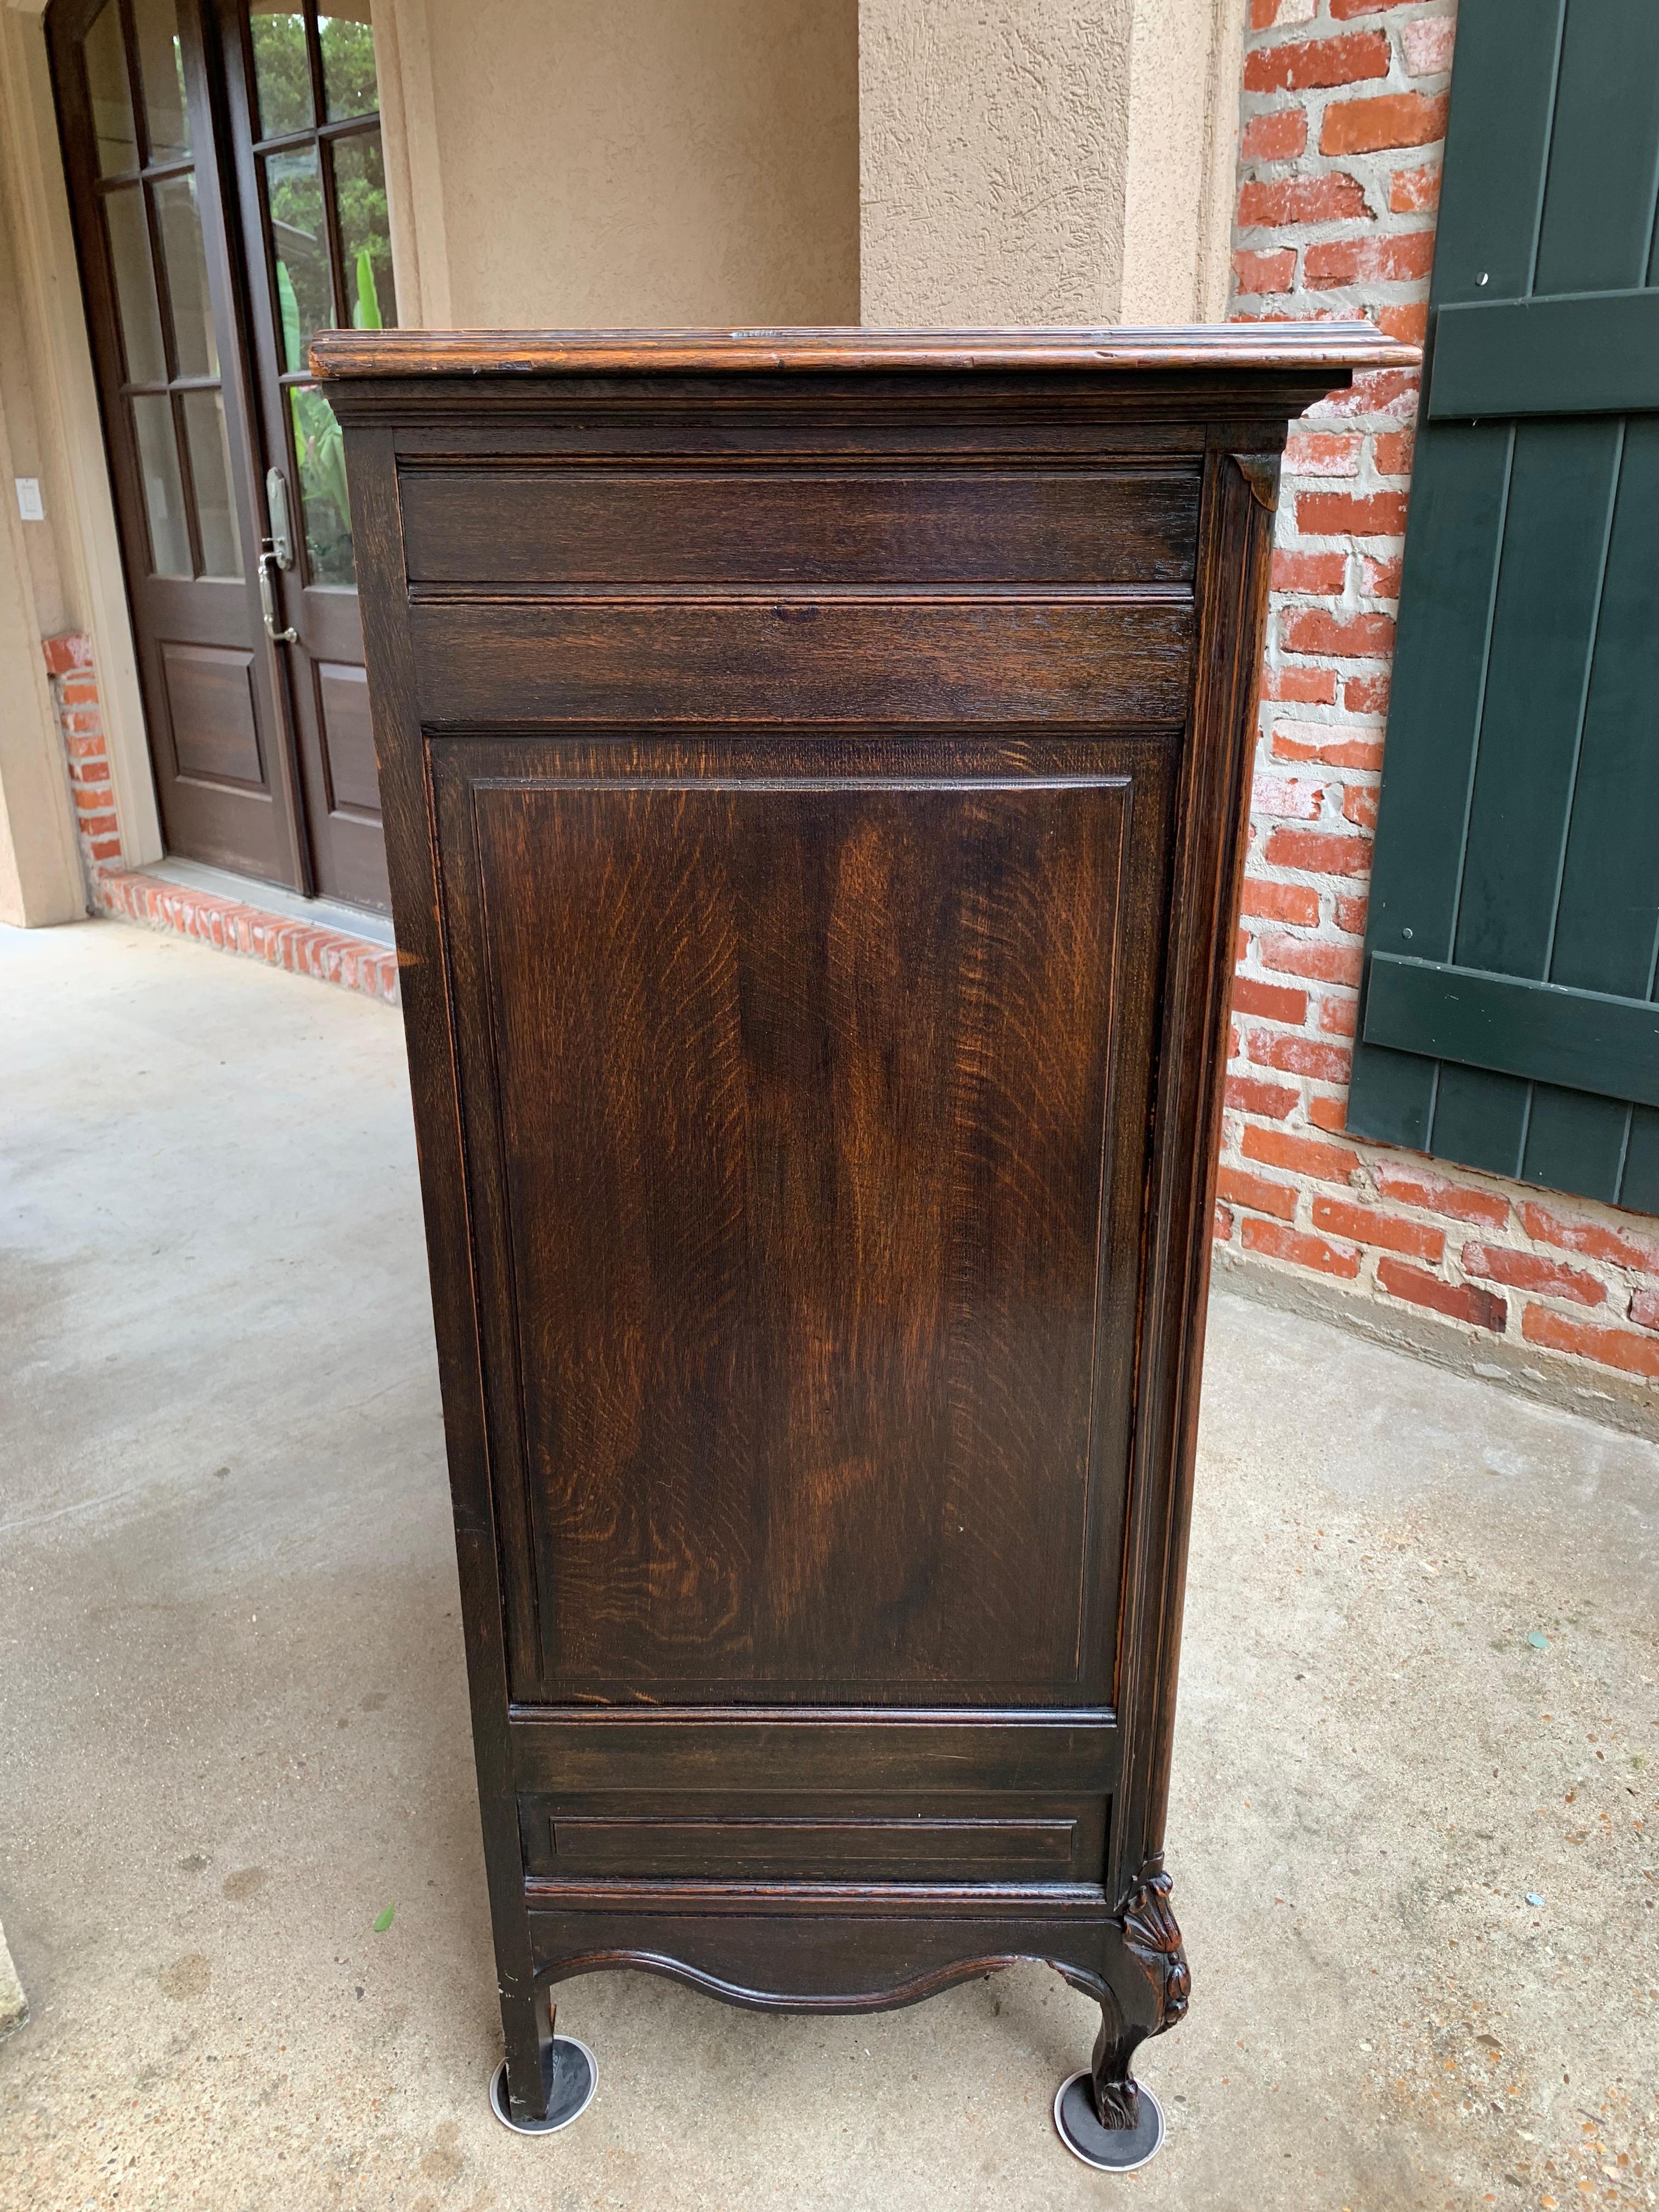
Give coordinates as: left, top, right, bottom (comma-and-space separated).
131, 392, 190, 573
103, 184, 166, 383
318, 2, 376, 119
83, 0, 247, 584
263, 143, 330, 364
180, 388, 242, 575
247, 2, 313, 134
132, 0, 191, 160
332, 131, 394, 329
83, 0, 139, 174
154, 171, 218, 376
244, 0, 397, 590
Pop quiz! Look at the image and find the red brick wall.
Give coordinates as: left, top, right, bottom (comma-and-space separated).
1223, 0, 1659, 1393
42, 630, 121, 879
38, 633, 398, 1006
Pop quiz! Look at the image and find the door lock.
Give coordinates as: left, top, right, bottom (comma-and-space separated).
258, 548, 297, 644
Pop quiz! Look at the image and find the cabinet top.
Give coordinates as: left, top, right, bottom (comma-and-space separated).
310, 321, 1416, 380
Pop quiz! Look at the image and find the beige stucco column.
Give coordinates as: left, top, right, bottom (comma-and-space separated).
0, 391, 81, 928
860, 0, 1245, 328
0, 8, 84, 926
0, 0, 160, 924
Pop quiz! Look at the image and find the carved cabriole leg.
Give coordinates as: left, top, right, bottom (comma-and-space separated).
1092, 1858, 1192, 2131
1088, 1988, 1149, 2129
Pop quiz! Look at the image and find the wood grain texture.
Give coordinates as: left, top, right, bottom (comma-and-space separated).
522, 1888, 1128, 2019
1107, 448, 1280, 1910
531, 1811, 1084, 1883
434, 741, 1173, 1702
332, 330, 1345, 2125
505, 1706, 1118, 1794
410, 599, 1193, 727
398, 461, 1201, 585
312, 321, 1415, 378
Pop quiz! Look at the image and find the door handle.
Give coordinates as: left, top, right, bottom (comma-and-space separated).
265, 467, 295, 570
258, 548, 297, 644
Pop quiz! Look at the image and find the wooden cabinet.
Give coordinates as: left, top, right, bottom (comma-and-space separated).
318, 324, 1408, 2153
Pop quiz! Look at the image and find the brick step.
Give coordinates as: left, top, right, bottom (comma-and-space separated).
94, 867, 399, 1006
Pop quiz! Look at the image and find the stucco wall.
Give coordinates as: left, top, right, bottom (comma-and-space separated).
860, 0, 1243, 326
404, 0, 860, 329
859, 0, 1136, 324
1121, 0, 1244, 323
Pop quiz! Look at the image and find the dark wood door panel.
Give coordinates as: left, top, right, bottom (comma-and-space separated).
398, 462, 1201, 586
314, 662, 379, 815
143, 624, 284, 878
410, 596, 1193, 727
159, 640, 264, 785
291, 652, 391, 909
435, 733, 1176, 1705
152, 746, 281, 877
140, 573, 267, 648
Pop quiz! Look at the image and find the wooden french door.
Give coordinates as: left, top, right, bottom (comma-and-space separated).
49, 0, 393, 911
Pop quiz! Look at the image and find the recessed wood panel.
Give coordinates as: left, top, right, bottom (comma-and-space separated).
410, 597, 1193, 727
315, 660, 380, 816
160, 640, 263, 788
399, 464, 1201, 586
441, 745, 1172, 1702
506, 1707, 1119, 1796
535, 1812, 1080, 1882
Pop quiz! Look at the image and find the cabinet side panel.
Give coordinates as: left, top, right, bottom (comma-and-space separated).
435, 736, 1175, 1702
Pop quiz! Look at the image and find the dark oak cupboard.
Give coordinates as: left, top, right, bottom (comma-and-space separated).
316, 324, 1409, 2152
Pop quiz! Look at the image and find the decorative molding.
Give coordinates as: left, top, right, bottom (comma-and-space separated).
1119, 1858, 1190, 2030
539, 1947, 1036, 2016
1231, 451, 1282, 512
1081, 1860, 1191, 2131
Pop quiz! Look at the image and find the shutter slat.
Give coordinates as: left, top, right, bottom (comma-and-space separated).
1521, 415, 1659, 1199
1347, 428, 1514, 1155
1428, 419, 1621, 1176
1622, 1112, 1659, 1214
1429, 291, 1659, 419
1425, 0, 1565, 305
1364, 957, 1659, 1110
1533, 1, 1659, 294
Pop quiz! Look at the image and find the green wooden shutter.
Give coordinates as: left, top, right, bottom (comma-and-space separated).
1348, 0, 1659, 1214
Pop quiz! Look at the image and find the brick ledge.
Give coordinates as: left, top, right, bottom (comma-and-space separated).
1214, 1247, 1659, 1445
93, 867, 399, 1006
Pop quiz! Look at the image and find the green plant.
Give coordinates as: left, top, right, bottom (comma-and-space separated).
277, 257, 352, 583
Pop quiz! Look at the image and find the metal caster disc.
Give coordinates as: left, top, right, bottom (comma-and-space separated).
1053, 2072, 1166, 2172
488, 2037, 597, 2135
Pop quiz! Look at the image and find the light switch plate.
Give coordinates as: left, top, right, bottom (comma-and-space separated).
15, 477, 43, 522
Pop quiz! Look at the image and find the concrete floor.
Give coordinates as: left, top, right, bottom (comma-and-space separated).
1, 918, 1655, 2212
